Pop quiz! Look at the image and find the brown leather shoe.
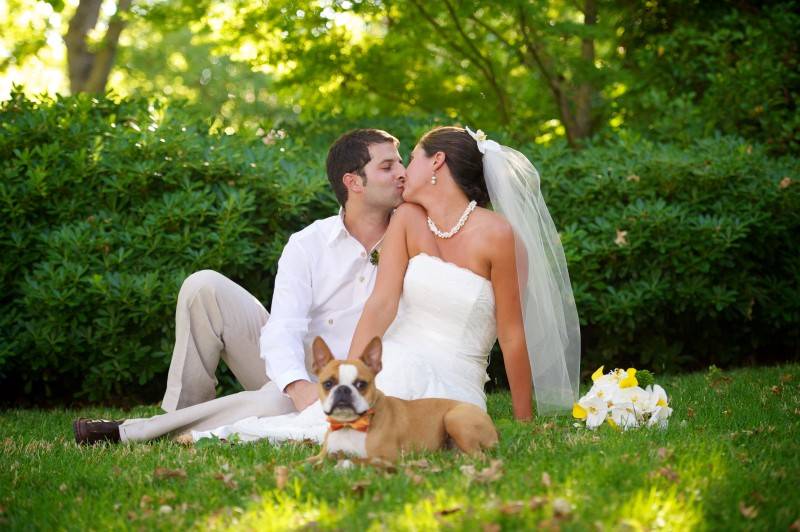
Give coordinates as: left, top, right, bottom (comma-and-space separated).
73, 418, 123, 444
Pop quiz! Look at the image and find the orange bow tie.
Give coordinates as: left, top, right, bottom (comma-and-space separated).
327, 409, 375, 432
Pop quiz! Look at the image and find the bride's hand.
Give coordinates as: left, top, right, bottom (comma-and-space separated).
285, 380, 318, 411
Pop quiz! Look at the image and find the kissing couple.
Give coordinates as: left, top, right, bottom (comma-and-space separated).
73, 126, 582, 445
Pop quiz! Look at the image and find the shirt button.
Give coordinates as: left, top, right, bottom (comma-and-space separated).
359, 276, 365, 283
328, 319, 333, 325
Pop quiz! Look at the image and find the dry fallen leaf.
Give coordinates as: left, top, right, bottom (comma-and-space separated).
541, 472, 552, 488
405, 459, 430, 469
435, 507, 462, 517
460, 460, 503, 483
686, 407, 695, 419
158, 505, 173, 515
771, 385, 782, 395
626, 174, 640, 182
214, 472, 238, 489
788, 517, 800, 530
274, 466, 289, 490
351, 479, 371, 496
552, 498, 572, 518
738, 501, 758, 519
529, 496, 547, 509
482, 523, 500, 532
154, 467, 187, 480
780, 373, 794, 383
656, 447, 673, 461
651, 467, 680, 483
615, 229, 629, 247
478, 460, 504, 483
364, 457, 397, 473
139, 495, 152, 509
779, 177, 792, 189
404, 468, 425, 485
499, 501, 527, 515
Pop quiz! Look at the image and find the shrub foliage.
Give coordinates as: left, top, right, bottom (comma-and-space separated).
536, 133, 800, 373
1, 93, 798, 402
0, 91, 334, 401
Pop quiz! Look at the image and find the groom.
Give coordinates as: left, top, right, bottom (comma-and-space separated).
74, 128, 406, 443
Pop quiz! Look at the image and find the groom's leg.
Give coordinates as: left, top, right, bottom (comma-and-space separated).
120, 382, 295, 442
161, 270, 269, 412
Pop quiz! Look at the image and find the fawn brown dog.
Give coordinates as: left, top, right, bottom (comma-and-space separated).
307, 336, 498, 462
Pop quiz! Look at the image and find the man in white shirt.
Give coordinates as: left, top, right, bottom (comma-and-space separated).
73, 129, 406, 443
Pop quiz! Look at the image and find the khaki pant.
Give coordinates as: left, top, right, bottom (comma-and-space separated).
119, 270, 296, 442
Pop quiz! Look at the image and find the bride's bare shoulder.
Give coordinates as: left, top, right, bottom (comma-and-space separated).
477, 208, 514, 241
390, 202, 428, 229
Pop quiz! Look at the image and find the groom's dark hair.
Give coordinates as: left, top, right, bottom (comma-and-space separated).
326, 129, 399, 206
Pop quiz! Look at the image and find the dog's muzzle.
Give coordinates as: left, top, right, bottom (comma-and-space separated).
330, 385, 356, 409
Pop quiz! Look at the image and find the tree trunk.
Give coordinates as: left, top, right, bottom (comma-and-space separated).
573, 0, 597, 142
63, 0, 132, 94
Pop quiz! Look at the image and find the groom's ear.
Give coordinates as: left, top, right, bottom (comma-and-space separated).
343, 172, 365, 194
311, 336, 334, 376
359, 337, 383, 375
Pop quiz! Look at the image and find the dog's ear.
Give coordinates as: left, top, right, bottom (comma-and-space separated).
311, 336, 334, 376
359, 337, 383, 375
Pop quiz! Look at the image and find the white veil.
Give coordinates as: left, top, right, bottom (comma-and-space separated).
467, 128, 581, 415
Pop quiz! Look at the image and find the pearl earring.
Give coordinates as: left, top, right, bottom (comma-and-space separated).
431, 173, 437, 185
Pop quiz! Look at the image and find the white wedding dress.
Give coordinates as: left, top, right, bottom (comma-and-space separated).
192, 253, 497, 443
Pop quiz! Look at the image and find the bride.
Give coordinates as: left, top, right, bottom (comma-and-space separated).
194, 126, 581, 443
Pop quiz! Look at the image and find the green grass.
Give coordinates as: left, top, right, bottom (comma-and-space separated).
1, 363, 799, 531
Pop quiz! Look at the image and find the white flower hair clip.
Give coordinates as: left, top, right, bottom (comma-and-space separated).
466, 126, 501, 154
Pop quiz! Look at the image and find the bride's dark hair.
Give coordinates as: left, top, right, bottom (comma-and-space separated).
419, 126, 490, 207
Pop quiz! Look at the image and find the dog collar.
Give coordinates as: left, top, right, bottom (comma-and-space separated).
327, 409, 375, 432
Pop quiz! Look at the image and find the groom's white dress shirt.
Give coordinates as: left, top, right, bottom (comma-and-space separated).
260, 210, 380, 392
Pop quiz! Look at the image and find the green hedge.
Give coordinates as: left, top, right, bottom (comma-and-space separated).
533, 131, 800, 372
1, 93, 798, 403
0, 91, 335, 401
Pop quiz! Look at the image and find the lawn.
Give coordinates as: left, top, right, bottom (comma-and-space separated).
1, 363, 798, 531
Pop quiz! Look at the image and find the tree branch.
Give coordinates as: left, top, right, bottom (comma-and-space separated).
63, 0, 103, 94
84, 0, 133, 93
441, 0, 512, 123
516, 5, 582, 147
412, 0, 511, 124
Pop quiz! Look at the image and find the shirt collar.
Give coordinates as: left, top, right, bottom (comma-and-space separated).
327, 207, 349, 247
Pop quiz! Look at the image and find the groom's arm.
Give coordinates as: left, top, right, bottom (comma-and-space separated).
260, 235, 315, 395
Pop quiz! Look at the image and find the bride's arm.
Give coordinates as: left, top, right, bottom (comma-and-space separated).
490, 224, 533, 421
347, 204, 415, 359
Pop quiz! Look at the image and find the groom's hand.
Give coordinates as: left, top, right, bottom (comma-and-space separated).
285, 380, 318, 411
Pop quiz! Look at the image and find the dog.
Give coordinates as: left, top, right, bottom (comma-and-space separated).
307, 336, 498, 463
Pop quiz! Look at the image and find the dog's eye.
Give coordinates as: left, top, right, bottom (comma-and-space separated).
354, 380, 368, 391
323, 379, 335, 390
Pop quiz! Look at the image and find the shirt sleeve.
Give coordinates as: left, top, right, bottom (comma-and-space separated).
260, 234, 314, 392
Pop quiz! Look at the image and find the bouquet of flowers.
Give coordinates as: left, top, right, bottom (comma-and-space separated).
572, 366, 672, 430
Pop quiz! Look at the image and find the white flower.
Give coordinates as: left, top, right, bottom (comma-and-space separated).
465, 126, 501, 154
611, 385, 649, 415
643, 384, 672, 429
609, 402, 640, 430
574, 394, 608, 429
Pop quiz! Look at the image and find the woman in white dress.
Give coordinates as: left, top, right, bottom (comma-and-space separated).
194, 126, 581, 443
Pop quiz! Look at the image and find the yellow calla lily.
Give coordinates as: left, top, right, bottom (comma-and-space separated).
572, 403, 587, 419
620, 368, 638, 388
591, 366, 605, 382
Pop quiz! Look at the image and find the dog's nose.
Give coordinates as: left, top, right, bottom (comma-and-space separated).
335, 386, 352, 397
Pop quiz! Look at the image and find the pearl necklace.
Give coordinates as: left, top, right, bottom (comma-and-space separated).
427, 200, 477, 239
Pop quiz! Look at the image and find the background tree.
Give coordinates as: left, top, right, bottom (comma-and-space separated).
63, 0, 131, 94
